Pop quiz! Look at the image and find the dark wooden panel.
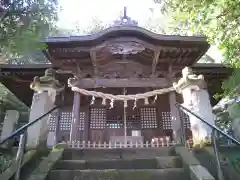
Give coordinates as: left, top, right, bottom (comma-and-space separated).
90, 130, 104, 142
75, 78, 170, 88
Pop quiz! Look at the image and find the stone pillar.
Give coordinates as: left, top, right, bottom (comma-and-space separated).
1, 110, 19, 146
26, 68, 64, 149
173, 67, 215, 146
169, 92, 181, 142
27, 92, 55, 148
70, 92, 80, 142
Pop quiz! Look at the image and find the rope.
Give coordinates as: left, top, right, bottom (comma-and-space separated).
71, 86, 175, 101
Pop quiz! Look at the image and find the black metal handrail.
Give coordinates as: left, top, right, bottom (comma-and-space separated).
176, 102, 240, 146
0, 105, 61, 145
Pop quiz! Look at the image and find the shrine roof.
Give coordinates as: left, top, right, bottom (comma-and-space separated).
44, 26, 208, 45
43, 25, 210, 68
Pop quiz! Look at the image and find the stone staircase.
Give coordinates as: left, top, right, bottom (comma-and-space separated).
46, 147, 190, 180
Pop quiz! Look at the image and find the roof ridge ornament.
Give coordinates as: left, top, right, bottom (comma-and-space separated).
112, 7, 138, 26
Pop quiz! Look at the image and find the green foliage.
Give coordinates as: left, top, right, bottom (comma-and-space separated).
48, 17, 108, 39
222, 69, 240, 98
155, 0, 240, 97
79, 18, 108, 35
7, 51, 50, 64
0, 154, 12, 173
0, 0, 59, 62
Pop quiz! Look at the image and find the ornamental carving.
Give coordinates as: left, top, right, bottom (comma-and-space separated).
106, 42, 145, 55
173, 67, 207, 93
112, 7, 138, 26
98, 60, 151, 78
30, 68, 65, 93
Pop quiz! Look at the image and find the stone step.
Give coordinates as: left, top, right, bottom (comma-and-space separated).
53, 156, 181, 170
47, 168, 189, 180
62, 147, 175, 160
19, 152, 49, 180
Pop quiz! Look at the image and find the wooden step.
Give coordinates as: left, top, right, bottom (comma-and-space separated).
53, 156, 181, 170
62, 147, 175, 160
47, 168, 189, 180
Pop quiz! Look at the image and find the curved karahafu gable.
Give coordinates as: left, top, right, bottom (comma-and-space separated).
44, 25, 209, 46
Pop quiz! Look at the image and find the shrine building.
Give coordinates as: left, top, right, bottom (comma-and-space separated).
0, 11, 232, 147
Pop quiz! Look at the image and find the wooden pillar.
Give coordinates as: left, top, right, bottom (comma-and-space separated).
168, 65, 181, 142
169, 92, 181, 142
70, 92, 80, 142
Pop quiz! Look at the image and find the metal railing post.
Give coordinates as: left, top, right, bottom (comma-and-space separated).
14, 133, 26, 180
212, 129, 224, 180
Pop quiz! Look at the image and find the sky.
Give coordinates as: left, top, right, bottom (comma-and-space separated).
57, 0, 223, 62
57, 0, 160, 29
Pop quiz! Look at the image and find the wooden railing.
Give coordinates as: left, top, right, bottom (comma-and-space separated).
66, 140, 182, 149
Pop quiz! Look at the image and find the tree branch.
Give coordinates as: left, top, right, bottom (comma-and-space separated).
216, 2, 240, 19
0, 4, 8, 21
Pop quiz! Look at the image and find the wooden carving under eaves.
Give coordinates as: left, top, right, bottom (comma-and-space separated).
98, 59, 152, 78
53, 62, 95, 79
70, 65, 95, 79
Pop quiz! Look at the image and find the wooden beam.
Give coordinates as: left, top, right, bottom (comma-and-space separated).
70, 92, 80, 141
50, 46, 91, 53
168, 65, 174, 83
151, 50, 161, 76
73, 78, 171, 88
90, 51, 99, 76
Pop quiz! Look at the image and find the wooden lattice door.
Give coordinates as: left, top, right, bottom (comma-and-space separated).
140, 107, 157, 141
48, 112, 57, 133
90, 107, 106, 142
161, 112, 173, 139
77, 112, 85, 141
161, 112, 172, 130
140, 107, 157, 129
126, 107, 141, 130
179, 110, 192, 138
54, 110, 87, 142
58, 111, 72, 141
106, 106, 124, 140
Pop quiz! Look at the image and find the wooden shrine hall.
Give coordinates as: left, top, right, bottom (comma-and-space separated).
0, 12, 232, 145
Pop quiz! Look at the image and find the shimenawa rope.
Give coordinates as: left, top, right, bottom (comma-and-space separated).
70, 86, 175, 101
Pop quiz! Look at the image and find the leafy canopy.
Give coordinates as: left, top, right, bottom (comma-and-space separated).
0, 0, 58, 62
155, 0, 240, 97
0, 0, 58, 108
